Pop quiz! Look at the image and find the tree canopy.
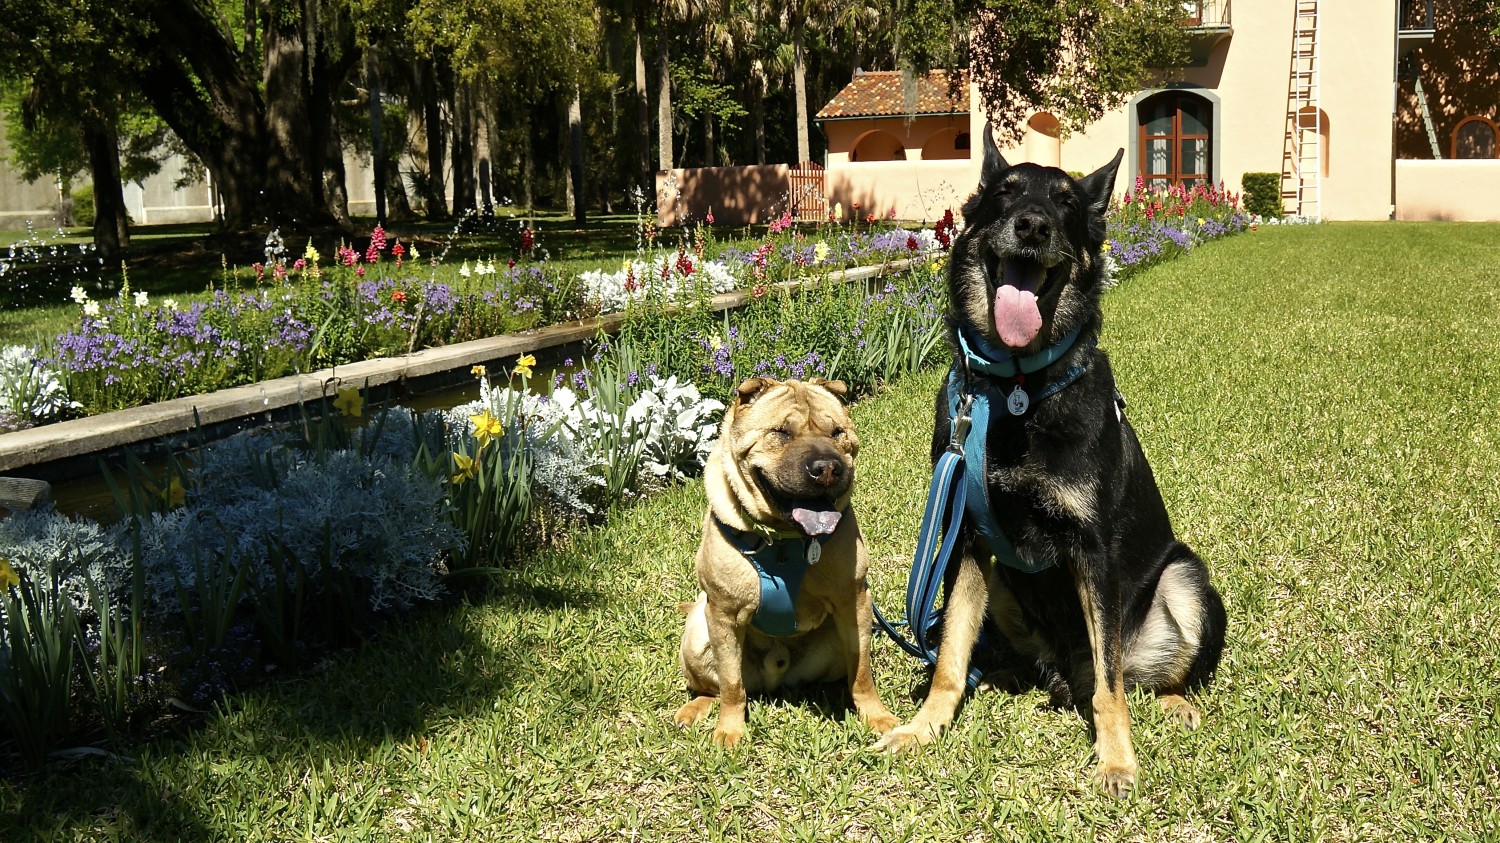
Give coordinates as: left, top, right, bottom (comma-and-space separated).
0, 0, 1192, 249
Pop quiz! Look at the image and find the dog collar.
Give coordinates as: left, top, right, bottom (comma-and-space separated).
957, 324, 1083, 379
714, 513, 841, 637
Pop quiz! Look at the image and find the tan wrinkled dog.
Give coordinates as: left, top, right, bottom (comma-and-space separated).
674, 377, 899, 746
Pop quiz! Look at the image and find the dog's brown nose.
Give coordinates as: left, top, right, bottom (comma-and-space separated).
807, 457, 844, 487
1014, 212, 1050, 245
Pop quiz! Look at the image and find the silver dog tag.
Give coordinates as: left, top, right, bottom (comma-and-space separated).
806, 540, 822, 565
1007, 385, 1030, 416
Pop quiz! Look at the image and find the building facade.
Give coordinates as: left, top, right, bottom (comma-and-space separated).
812, 0, 1499, 222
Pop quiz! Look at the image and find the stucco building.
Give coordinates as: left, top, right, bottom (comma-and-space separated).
805, 0, 1499, 223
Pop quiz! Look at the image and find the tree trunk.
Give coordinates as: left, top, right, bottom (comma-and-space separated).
656, 24, 673, 171
421, 58, 449, 219
703, 112, 714, 168
793, 17, 810, 166
568, 84, 585, 224
366, 48, 387, 223
451, 81, 476, 216
83, 118, 129, 261
634, 15, 652, 187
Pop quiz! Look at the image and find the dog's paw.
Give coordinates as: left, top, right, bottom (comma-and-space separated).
1158, 694, 1202, 731
673, 696, 714, 728
872, 722, 938, 754
1093, 763, 1138, 799
862, 710, 901, 736
711, 724, 745, 748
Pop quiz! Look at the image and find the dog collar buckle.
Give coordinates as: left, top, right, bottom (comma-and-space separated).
949, 393, 975, 453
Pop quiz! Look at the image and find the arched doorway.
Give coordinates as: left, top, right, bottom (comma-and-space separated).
1137, 91, 1214, 188
921, 127, 971, 160
850, 130, 907, 162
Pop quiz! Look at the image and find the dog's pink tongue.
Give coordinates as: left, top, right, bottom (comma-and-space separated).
791, 507, 842, 536
994, 285, 1042, 349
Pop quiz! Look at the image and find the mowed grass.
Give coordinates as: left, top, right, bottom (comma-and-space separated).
3, 222, 1499, 840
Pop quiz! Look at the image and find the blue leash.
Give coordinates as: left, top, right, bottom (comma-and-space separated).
872, 391, 987, 690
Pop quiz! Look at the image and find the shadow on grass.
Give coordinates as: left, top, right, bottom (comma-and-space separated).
0, 573, 602, 839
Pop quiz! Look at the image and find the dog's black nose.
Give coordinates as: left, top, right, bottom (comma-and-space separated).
807, 458, 844, 487
1013, 212, 1051, 245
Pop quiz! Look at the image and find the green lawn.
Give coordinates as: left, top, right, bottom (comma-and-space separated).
3, 222, 1498, 840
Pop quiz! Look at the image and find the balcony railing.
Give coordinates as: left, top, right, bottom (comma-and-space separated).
1181, 0, 1231, 29
1400, 0, 1435, 32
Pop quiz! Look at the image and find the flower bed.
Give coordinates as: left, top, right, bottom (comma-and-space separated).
1, 217, 949, 430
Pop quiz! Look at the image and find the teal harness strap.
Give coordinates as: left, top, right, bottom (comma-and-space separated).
873, 326, 1097, 690
715, 516, 828, 637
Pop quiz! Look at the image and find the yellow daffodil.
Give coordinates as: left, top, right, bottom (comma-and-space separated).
471, 364, 488, 378
450, 452, 476, 485
512, 353, 536, 378
1102, 241, 1113, 253
0, 558, 19, 590
470, 411, 503, 446
1197, 217, 1206, 226
161, 477, 186, 509
333, 386, 364, 417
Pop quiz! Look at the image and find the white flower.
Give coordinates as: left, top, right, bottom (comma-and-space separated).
162, 298, 179, 311
133, 291, 149, 308
459, 261, 472, 278
83, 301, 100, 317
70, 285, 88, 304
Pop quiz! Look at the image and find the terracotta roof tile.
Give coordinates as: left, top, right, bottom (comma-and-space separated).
816, 71, 969, 120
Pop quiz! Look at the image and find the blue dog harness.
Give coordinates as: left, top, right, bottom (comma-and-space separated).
874, 326, 1096, 689
715, 515, 838, 637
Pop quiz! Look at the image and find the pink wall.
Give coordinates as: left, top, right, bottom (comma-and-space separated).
825, 160, 978, 223
1395, 160, 1500, 220
655, 165, 791, 226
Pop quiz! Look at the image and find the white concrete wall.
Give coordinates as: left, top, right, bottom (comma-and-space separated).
1395, 160, 1500, 220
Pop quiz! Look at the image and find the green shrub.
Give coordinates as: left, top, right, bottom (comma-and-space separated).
69, 185, 95, 228
1241, 172, 1284, 219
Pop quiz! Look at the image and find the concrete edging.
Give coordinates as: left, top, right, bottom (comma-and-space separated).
0, 258, 916, 473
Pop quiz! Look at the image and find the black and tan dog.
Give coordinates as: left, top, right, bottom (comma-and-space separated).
874, 130, 1226, 797
675, 377, 899, 746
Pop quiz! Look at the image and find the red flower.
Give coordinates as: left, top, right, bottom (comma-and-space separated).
906, 234, 920, 252
370, 225, 387, 252
391, 290, 408, 303
865, 214, 875, 224
392, 242, 406, 258
520, 227, 534, 251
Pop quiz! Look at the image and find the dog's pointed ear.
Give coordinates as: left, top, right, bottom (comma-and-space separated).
735, 377, 775, 405
978, 122, 1009, 189
808, 377, 848, 402
1079, 148, 1125, 217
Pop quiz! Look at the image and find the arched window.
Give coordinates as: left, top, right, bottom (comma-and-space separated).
1137, 91, 1212, 188
1453, 117, 1498, 160
1023, 113, 1062, 168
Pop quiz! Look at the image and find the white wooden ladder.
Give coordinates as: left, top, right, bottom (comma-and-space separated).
1282, 0, 1322, 217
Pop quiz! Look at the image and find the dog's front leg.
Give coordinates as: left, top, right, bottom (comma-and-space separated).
874, 549, 988, 753
1077, 571, 1138, 797
836, 582, 899, 735
705, 603, 750, 747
